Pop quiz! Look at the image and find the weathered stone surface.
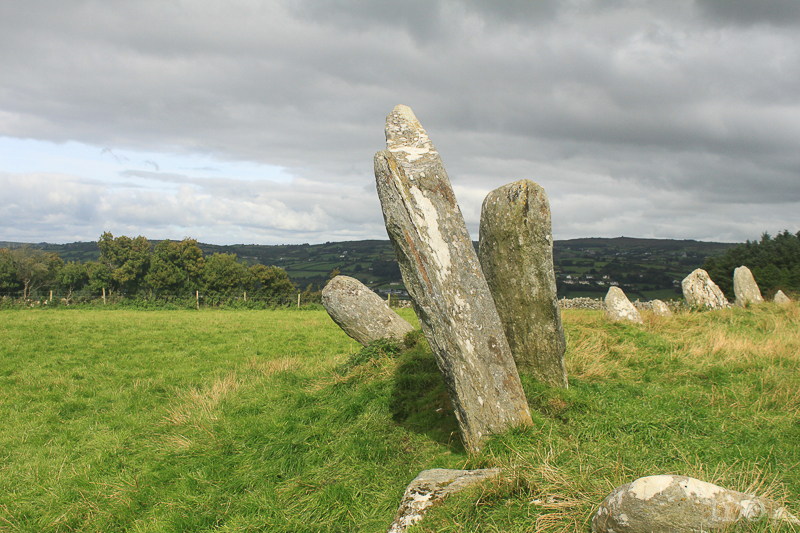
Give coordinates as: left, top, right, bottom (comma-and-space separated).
682, 269, 729, 309
387, 468, 501, 533
322, 275, 414, 346
604, 287, 642, 324
774, 289, 792, 305
374, 104, 532, 453
650, 299, 673, 317
733, 265, 764, 307
592, 475, 800, 533
478, 180, 568, 388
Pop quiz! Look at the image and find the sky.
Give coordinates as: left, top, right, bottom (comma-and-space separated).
1, 0, 799, 246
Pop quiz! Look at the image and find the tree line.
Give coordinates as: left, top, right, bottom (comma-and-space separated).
0, 232, 298, 303
702, 230, 800, 298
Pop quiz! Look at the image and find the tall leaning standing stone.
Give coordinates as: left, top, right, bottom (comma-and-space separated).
478, 180, 568, 388
374, 105, 532, 452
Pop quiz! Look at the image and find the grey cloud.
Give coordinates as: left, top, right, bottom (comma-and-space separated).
119, 170, 193, 184
696, 0, 800, 26
291, 0, 445, 44
456, 0, 560, 22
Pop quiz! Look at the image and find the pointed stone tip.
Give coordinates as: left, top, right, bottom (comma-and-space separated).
384, 104, 437, 163
391, 104, 416, 121
385, 104, 421, 137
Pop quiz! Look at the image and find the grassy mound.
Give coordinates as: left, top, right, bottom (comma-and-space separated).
0, 304, 798, 532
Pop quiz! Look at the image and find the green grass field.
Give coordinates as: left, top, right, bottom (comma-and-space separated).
1, 304, 798, 532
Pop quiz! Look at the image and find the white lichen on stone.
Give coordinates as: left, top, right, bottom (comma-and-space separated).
462, 338, 475, 357
629, 475, 674, 500
677, 477, 724, 500
453, 293, 468, 310
411, 492, 433, 504
408, 186, 451, 277
391, 144, 433, 163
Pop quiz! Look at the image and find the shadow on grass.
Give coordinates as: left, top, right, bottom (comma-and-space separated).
389, 335, 465, 454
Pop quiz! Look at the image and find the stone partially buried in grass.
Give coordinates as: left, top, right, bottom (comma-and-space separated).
322, 275, 414, 346
387, 468, 501, 533
478, 179, 568, 388
649, 299, 673, 317
604, 286, 642, 324
592, 475, 800, 533
774, 289, 792, 305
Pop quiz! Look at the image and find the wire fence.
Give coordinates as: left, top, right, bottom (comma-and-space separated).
0, 289, 412, 310
0, 289, 318, 310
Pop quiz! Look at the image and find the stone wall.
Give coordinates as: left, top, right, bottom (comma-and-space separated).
389, 299, 413, 309
558, 297, 604, 310
558, 297, 685, 312
392, 297, 686, 312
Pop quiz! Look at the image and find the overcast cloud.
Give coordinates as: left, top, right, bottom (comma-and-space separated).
1, 0, 798, 245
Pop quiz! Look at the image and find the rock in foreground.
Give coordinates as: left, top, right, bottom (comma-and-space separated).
478, 180, 568, 388
322, 275, 414, 346
388, 468, 501, 533
593, 475, 799, 533
374, 104, 532, 453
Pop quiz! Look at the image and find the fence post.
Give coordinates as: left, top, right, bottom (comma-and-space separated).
102, 287, 106, 305
387, 293, 391, 307
196, 290, 200, 310
49, 290, 53, 302
297, 293, 301, 309
244, 291, 247, 302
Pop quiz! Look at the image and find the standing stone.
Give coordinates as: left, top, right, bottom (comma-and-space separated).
682, 268, 729, 309
478, 180, 568, 388
604, 287, 642, 324
733, 266, 764, 307
322, 275, 414, 346
649, 299, 673, 317
774, 290, 792, 305
592, 475, 800, 533
374, 104, 532, 453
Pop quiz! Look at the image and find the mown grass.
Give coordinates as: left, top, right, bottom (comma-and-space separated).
0, 304, 798, 532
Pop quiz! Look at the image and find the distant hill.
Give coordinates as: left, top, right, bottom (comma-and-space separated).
1, 237, 736, 301
551, 237, 734, 301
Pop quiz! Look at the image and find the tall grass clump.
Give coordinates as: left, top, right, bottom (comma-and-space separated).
0, 304, 798, 532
